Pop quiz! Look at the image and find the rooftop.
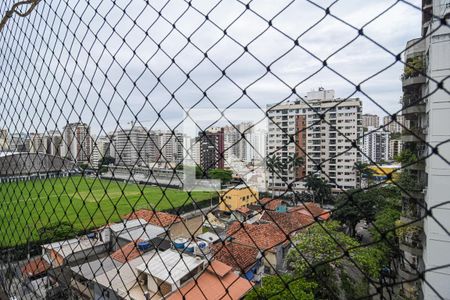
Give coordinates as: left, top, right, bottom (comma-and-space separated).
227, 222, 288, 252
289, 202, 330, 220
167, 260, 254, 300
258, 198, 284, 211
124, 210, 182, 227
42, 237, 107, 258
21, 257, 50, 278
71, 256, 123, 280
211, 242, 260, 272
260, 210, 314, 234
111, 240, 144, 263
117, 223, 166, 242
108, 218, 148, 233
197, 232, 220, 244
136, 249, 205, 285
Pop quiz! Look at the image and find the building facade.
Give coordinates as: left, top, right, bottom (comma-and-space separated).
362, 126, 390, 163
389, 138, 403, 160
362, 114, 380, 128
267, 88, 363, 193
198, 128, 225, 171
60, 122, 92, 164
399, 2, 450, 298
112, 126, 155, 167
383, 114, 409, 134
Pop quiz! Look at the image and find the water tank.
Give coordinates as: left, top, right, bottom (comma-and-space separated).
137, 241, 151, 251
173, 238, 188, 249
194, 241, 210, 255
185, 242, 195, 253
86, 233, 96, 239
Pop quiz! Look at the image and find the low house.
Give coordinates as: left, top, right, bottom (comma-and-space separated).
91, 250, 157, 300
219, 184, 259, 211
134, 249, 206, 298
289, 202, 331, 221
226, 222, 289, 274
167, 260, 254, 300
260, 210, 314, 235
124, 209, 203, 239
257, 198, 288, 212
211, 241, 263, 282
115, 223, 170, 250
21, 257, 50, 280
102, 218, 150, 250
42, 236, 108, 268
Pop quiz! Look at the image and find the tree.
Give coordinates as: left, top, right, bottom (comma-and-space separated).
288, 221, 383, 299
38, 221, 78, 242
245, 275, 316, 300
284, 154, 304, 175
333, 188, 385, 236
266, 154, 283, 197
207, 168, 233, 184
304, 175, 332, 206
99, 155, 115, 167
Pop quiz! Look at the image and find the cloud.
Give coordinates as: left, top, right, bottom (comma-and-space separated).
0, 0, 422, 134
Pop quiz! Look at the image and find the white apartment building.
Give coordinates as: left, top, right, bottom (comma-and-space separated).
267, 88, 362, 193
155, 130, 183, 165
399, 2, 450, 298
362, 126, 389, 163
113, 126, 155, 167
60, 122, 92, 164
362, 114, 380, 128
388, 138, 402, 160
383, 114, 409, 134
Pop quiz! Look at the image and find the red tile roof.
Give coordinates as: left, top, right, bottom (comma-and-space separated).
123, 209, 182, 227
260, 210, 314, 234
235, 206, 251, 214
258, 198, 283, 211
167, 260, 253, 300
21, 257, 50, 278
211, 241, 259, 272
110, 240, 143, 263
289, 202, 331, 220
226, 222, 288, 252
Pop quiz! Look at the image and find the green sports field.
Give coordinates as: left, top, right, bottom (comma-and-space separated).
0, 176, 215, 247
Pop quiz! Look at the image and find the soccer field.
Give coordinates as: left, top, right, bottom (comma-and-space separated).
0, 176, 215, 247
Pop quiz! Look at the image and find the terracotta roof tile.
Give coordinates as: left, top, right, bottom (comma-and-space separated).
235, 206, 251, 214
226, 222, 288, 252
260, 211, 314, 234
211, 242, 259, 272
258, 198, 283, 211
21, 257, 50, 278
289, 202, 331, 220
110, 240, 143, 263
123, 209, 182, 227
167, 260, 253, 300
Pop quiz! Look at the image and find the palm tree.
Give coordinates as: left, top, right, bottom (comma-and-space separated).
266, 154, 283, 198
305, 174, 331, 206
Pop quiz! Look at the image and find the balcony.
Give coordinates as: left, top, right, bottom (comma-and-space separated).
402, 75, 426, 87
403, 104, 426, 115
402, 127, 425, 143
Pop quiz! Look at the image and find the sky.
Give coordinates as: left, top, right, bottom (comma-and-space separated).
0, 0, 422, 136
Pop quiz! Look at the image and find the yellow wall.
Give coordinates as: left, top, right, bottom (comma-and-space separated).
219, 186, 259, 211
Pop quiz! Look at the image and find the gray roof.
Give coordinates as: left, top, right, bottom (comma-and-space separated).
71, 256, 123, 280
109, 219, 148, 233
118, 223, 166, 242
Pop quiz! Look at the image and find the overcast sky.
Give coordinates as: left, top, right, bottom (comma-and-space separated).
0, 0, 422, 136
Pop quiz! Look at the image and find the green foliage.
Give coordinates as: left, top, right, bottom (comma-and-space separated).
207, 168, 233, 183
38, 221, 78, 242
245, 275, 316, 300
304, 175, 333, 205
402, 56, 424, 79
395, 149, 417, 165
288, 221, 383, 298
369, 207, 401, 264
99, 156, 115, 166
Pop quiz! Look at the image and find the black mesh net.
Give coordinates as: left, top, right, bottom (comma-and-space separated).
0, 0, 449, 299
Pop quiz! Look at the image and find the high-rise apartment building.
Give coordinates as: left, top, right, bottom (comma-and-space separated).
362, 127, 390, 163
198, 127, 225, 170
155, 130, 183, 165
113, 126, 155, 167
388, 138, 403, 160
8, 133, 26, 152
399, 2, 450, 298
60, 122, 92, 164
362, 114, 380, 128
267, 88, 362, 193
383, 114, 409, 134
